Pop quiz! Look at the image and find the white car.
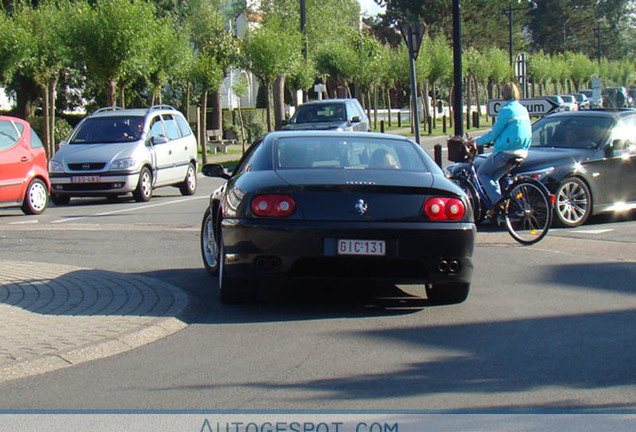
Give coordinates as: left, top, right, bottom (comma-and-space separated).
49, 105, 198, 204
559, 95, 578, 111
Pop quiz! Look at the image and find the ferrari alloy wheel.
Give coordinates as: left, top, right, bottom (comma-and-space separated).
426, 282, 470, 305
200, 208, 219, 275
555, 177, 591, 227
21, 178, 48, 215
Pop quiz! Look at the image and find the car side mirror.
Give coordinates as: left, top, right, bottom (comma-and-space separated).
351, 116, 361, 123
151, 135, 169, 145
202, 163, 230, 179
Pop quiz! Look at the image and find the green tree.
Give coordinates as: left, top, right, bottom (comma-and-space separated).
70, 0, 158, 107
12, 1, 70, 156
0, 9, 29, 85
244, 23, 301, 131
566, 51, 596, 92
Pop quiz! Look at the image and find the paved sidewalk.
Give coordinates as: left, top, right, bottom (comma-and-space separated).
0, 260, 198, 384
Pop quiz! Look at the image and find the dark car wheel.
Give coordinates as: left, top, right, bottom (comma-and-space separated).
21, 178, 48, 215
133, 167, 153, 202
179, 163, 197, 196
426, 282, 469, 305
51, 194, 70, 205
200, 208, 219, 275
555, 177, 591, 227
218, 235, 257, 304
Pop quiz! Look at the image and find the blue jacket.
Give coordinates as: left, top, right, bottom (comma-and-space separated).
476, 99, 531, 154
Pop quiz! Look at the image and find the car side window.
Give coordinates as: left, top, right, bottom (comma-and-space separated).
0, 120, 20, 151
175, 115, 192, 137
30, 129, 44, 149
162, 114, 181, 140
349, 101, 365, 121
149, 116, 165, 140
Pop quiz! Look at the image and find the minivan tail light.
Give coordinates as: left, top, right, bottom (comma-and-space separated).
424, 197, 466, 220
251, 194, 296, 217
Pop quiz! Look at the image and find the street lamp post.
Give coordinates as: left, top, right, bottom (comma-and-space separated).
503, 1, 537, 67
452, 0, 463, 137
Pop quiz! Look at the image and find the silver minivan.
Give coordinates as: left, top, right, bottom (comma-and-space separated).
282, 99, 371, 132
49, 105, 197, 204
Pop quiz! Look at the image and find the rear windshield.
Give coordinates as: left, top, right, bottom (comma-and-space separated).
531, 115, 613, 149
274, 136, 429, 172
70, 116, 145, 144
290, 104, 346, 124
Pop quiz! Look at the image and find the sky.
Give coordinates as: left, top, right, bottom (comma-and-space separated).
358, 0, 385, 17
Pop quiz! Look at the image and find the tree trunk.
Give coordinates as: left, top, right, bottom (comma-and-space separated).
184, 83, 191, 121
265, 82, 273, 132
14, 74, 39, 121
386, 87, 392, 128
119, 83, 125, 108
273, 75, 285, 130
42, 84, 50, 159
200, 91, 208, 165
49, 77, 57, 155
107, 80, 117, 107
465, 76, 472, 130
373, 85, 378, 131
423, 81, 431, 122
473, 74, 481, 117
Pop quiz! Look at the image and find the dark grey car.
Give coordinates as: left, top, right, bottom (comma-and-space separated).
282, 98, 371, 132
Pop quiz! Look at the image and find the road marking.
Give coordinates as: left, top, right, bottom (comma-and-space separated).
574, 229, 614, 234
51, 196, 208, 224
8, 219, 40, 225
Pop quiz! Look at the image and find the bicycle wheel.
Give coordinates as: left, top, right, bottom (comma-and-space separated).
503, 179, 552, 245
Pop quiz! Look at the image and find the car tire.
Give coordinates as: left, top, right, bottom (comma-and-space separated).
218, 234, 257, 304
20, 178, 48, 215
426, 282, 469, 305
133, 167, 153, 202
200, 207, 219, 275
51, 194, 70, 205
555, 177, 591, 227
179, 163, 197, 196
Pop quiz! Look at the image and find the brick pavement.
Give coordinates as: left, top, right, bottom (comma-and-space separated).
0, 260, 197, 384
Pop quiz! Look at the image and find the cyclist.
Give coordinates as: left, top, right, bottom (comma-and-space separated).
467, 82, 532, 215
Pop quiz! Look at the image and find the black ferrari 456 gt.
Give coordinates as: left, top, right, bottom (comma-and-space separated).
201, 131, 476, 304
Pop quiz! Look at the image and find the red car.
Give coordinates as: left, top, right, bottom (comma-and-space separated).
0, 115, 50, 214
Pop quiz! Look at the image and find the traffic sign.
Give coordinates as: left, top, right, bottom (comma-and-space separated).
400, 23, 427, 60
487, 98, 561, 117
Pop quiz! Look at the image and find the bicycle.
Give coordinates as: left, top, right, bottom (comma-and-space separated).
445, 136, 554, 245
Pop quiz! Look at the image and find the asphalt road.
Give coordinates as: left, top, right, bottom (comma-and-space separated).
0, 172, 635, 411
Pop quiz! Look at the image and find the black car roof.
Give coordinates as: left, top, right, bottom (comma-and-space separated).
545, 108, 636, 120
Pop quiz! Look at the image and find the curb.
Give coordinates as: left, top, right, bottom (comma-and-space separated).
0, 261, 200, 384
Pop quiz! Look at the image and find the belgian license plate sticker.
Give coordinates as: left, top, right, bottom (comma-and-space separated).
71, 176, 101, 183
337, 239, 386, 256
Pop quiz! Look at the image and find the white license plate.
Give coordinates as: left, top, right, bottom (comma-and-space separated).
337, 239, 386, 256
71, 176, 101, 183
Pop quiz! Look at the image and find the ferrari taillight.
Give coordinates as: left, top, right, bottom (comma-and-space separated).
424, 197, 466, 220
251, 194, 296, 217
